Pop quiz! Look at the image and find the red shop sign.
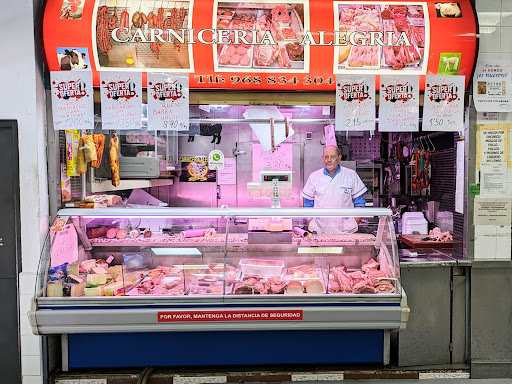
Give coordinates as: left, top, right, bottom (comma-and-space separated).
157, 310, 304, 322
44, 0, 477, 91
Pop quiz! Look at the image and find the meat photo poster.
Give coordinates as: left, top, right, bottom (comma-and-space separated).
213, 0, 309, 73
378, 75, 419, 132
100, 72, 142, 130
147, 73, 189, 131
92, 0, 193, 72
50, 71, 95, 130
335, 74, 376, 131
334, 2, 429, 75
422, 75, 465, 131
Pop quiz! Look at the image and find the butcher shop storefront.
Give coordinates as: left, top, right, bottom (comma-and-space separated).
30, 0, 512, 380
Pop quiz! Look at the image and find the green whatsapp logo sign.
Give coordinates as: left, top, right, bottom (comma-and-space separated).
212, 153, 221, 161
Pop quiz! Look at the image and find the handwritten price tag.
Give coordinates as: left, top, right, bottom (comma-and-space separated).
51, 71, 94, 131
100, 72, 142, 130
148, 73, 189, 131
335, 75, 376, 132
379, 76, 419, 132
423, 75, 465, 132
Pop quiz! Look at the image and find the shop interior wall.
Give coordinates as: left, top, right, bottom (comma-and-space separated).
153, 106, 328, 208
0, 0, 50, 383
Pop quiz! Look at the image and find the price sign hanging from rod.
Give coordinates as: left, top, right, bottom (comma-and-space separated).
422, 75, 465, 132
335, 75, 376, 132
50, 71, 94, 130
378, 76, 419, 132
100, 72, 142, 130
147, 73, 189, 131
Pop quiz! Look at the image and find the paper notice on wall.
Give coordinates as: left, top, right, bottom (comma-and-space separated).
50, 71, 94, 130
474, 197, 511, 226
335, 74, 375, 131
378, 76, 419, 132
422, 75, 465, 131
480, 163, 507, 197
147, 73, 189, 131
218, 158, 236, 185
474, 61, 512, 112
100, 72, 142, 130
476, 124, 510, 168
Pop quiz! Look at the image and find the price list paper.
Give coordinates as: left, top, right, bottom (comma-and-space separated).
335, 75, 375, 131
147, 73, 189, 131
378, 76, 419, 132
422, 75, 465, 132
100, 72, 142, 130
474, 62, 512, 113
51, 71, 94, 130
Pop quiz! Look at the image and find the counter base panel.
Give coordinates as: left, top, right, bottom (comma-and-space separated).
67, 330, 384, 368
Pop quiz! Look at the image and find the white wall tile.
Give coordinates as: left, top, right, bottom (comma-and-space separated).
21, 334, 41, 357
502, 0, 512, 12
21, 355, 42, 377
19, 273, 37, 295
20, 314, 34, 336
502, 11, 512, 26
479, 27, 502, 52
22, 375, 43, 384
476, 52, 501, 66
478, 11, 501, 26
477, 0, 502, 12
20, 294, 33, 317
500, 52, 512, 61
500, 27, 512, 51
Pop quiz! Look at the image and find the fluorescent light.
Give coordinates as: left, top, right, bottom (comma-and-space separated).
298, 247, 344, 254
152, 248, 202, 256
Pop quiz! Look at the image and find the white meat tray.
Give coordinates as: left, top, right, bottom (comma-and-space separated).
218, 43, 253, 68
239, 259, 284, 278
283, 267, 328, 294
126, 276, 182, 296
345, 44, 381, 70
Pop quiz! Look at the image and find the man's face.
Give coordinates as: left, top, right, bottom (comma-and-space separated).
323, 147, 341, 173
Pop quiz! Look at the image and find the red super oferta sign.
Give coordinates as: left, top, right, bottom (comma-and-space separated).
43, 0, 476, 91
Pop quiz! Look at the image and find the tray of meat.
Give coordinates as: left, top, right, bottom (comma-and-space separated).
126, 276, 184, 296
279, 27, 297, 41
346, 45, 381, 69
218, 43, 253, 68
239, 259, 284, 277
285, 42, 304, 62
188, 281, 227, 295
232, 274, 288, 295
217, 18, 231, 30
407, 5, 425, 26
218, 9, 234, 20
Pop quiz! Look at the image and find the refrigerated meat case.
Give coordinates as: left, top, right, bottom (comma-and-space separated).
29, 207, 409, 369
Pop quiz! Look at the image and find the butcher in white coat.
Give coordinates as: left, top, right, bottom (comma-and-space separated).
302, 145, 367, 234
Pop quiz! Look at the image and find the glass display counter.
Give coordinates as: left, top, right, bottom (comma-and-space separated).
29, 207, 409, 368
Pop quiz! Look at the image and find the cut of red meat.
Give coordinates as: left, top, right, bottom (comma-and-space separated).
229, 54, 241, 65
219, 54, 231, 65
225, 45, 236, 56
239, 54, 250, 66
235, 46, 247, 55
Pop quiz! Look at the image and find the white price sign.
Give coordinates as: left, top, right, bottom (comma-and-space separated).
378, 76, 419, 132
100, 72, 142, 130
423, 75, 465, 132
335, 75, 375, 131
51, 71, 94, 130
147, 73, 189, 131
